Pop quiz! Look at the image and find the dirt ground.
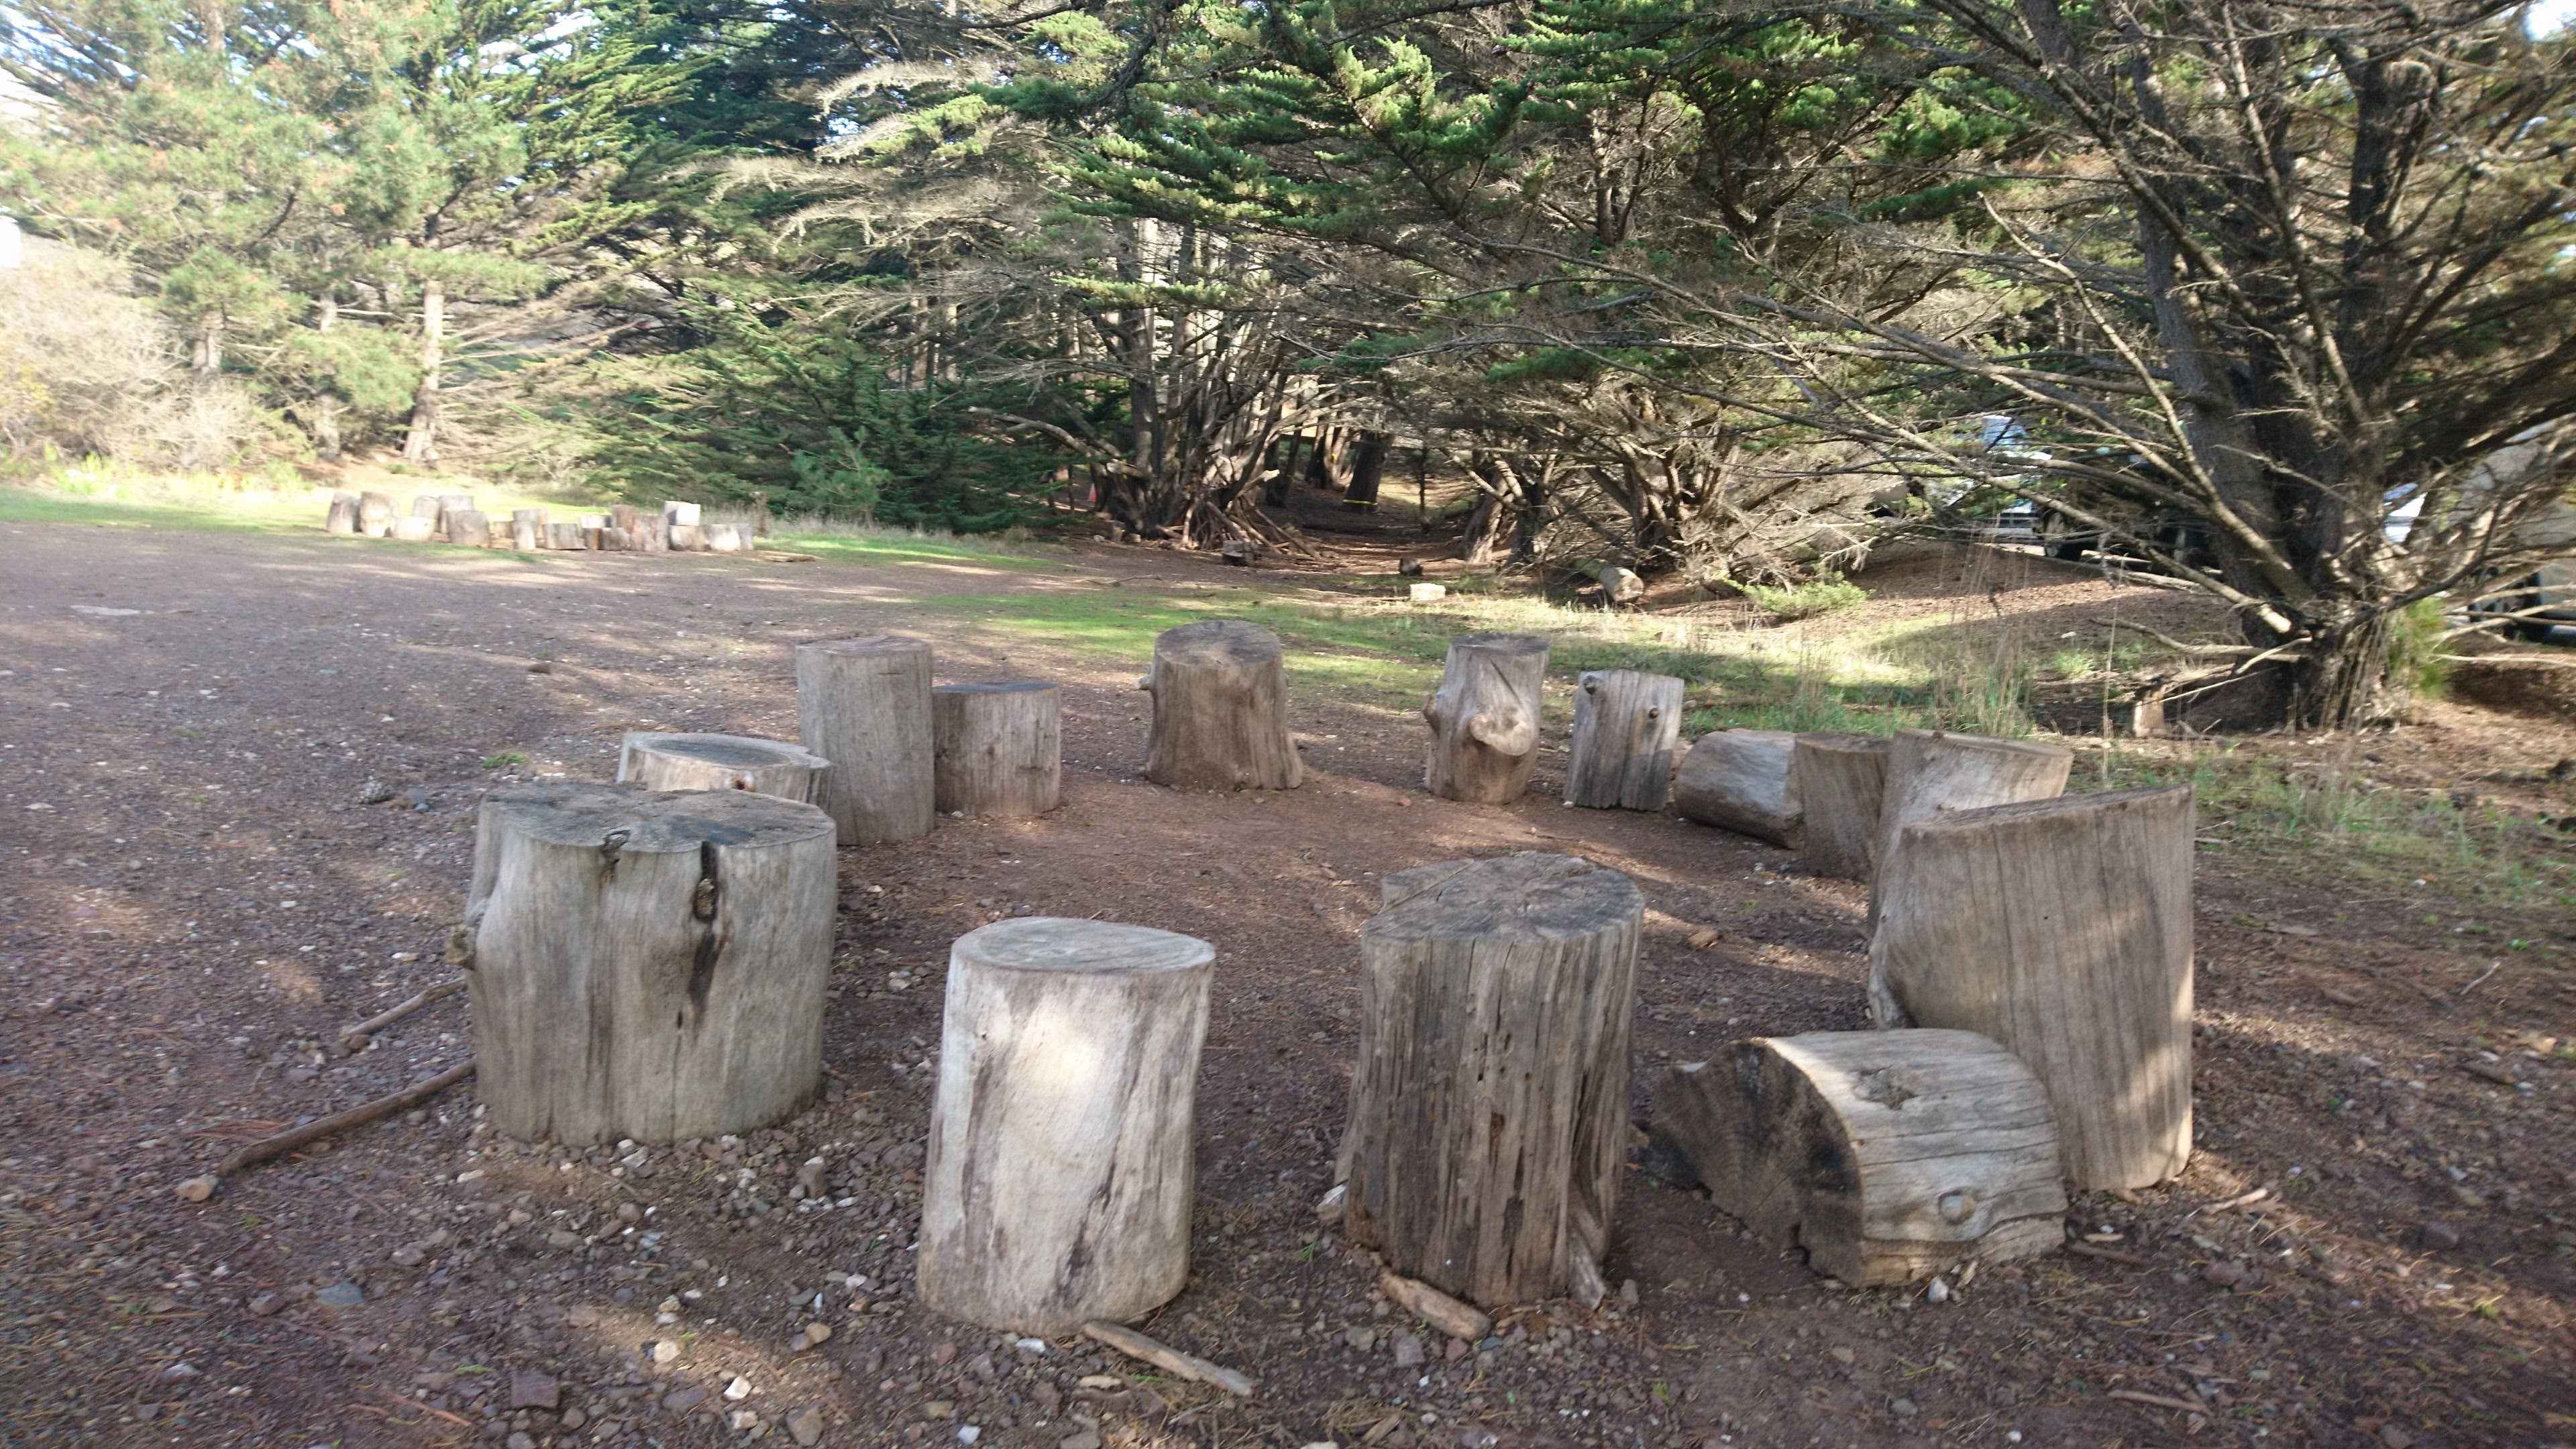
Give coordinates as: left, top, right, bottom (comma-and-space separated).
4, 517, 2575, 1449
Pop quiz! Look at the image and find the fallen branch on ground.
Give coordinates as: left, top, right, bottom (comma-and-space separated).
174, 1057, 476, 1199
1081, 1320, 1254, 1397
339, 979, 466, 1051
2107, 1389, 2210, 1415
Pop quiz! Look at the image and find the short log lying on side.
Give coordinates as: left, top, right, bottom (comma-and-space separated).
1868, 729, 2072, 928
446, 508, 490, 548
918, 918, 1214, 1334
1672, 728, 1801, 846
546, 522, 586, 549
358, 491, 397, 537
705, 523, 747, 552
1564, 669, 1685, 810
1792, 734, 1890, 879
1340, 853, 1642, 1307
797, 634, 934, 845
663, 500, 701, 527
932, 682, 1061, 818
511, 508, 544, 551
1568, 557, 1646, 605
1142, 620, 1303, 792
1871, 786, 2196, 1190
1652, 1030, 2067, 1286
463, 783, 837, 1144
1421, 632, 1548, 804
669, 523, 706, 551
617, 732, 829, 803
394, 515, 436, 541
325, 491, 360, 535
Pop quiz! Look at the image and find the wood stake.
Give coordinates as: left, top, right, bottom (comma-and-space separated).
1079, 1321, 1254, 1397
207, 1057, 477, 1180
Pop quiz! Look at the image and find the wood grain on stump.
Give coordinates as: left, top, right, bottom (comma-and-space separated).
663, 501, 701, 527
1793, 734, 1890, 879
617, 733, 829, 804
1652, 1030, 2066, 1285
1672, 728, 1801, 845
1340, 853, 1643, 1307
325, 492, 359, 535
545, 522, 585, 550
1564, 669, 1684, 810
796, 635, 934, 845
1868, 729, 2072, 927
358, 491, 396, 537
1142, 620, 1302, 791
1421, 633, 1548, 804
1871, 786, 2195, 1189
918, 918, 1215, 1334
511, 508, 544, 551
446, 509, 490, 548
932, 682, 1061, 818
463, 783, 837, 1144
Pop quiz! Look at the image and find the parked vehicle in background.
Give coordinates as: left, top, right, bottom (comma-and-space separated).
2470, 561, 2576, 643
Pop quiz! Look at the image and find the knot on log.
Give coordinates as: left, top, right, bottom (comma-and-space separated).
597, 827, 631, 880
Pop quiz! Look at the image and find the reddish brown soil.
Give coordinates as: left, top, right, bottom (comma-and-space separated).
3, 518, 2574, 1449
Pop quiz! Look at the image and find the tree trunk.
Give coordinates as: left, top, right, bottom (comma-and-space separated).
402, 276, 444, 464
2291, 614, 2394, 729
511, 508, 544, 551
325, 491, 360, 536
1671, 728, 1801, 845
1868, 729, 2072, 930
932, 682, 1062, 818
358, 492, 396, 538
1792, 735, 1890, 881
1342, 430, 1390, 509
1421, 633, 1548, 804
1142, 620, 1303, 791
918, 918, 1215, 1334
796, 635, 935, 845
445, 509, 490, 548
1564, 669, 1684, 810
617, 733, 829, 803
311, 393, 343, 460
1870, 786, 2196, 1190
1650, 1030, 2066, 1287
463, 782, 837, 1144
1340, 853, 1643, 1307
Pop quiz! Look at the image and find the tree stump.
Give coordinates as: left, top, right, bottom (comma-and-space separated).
669, 523, 706, 551
1870, 786, 2196, 1189
511, 508, 544, 551
917, 918, 1215, 1334
1650, 1030, 2067, 1285
358, 491, 397, 537
411, 493, 444, 525
1564, 669, 1684, 810
446, 509, 490, 548
438, 490, 474, 523
1142, 620, 1303, 791
932, 682, 1061, 818
1868, 729, 2072, 926
663, 500, 701, 528
1421, 633, 1548, 804
617, 733, 829, 803
1340, 853, 1643, 1307
796, 634, 934, 845
635, 517, 667, 553
611, 504, 639, 535
394, 516, 435, 541
1671, 728, 1801, 845
706, 523, 747, 552
463, 782, 837, 1144
546, 522, 585, 549
325, 491, 359, 535
1793, 735, 1890, 880
601, 526, 633, 551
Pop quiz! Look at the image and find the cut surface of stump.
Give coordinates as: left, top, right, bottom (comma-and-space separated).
1340, 853, 1643, 1307
919, 918, 1215, 1334
1142, 620, 1302, 792
932, 682, 1061, 818
1564, 669, 1685, 810
796, 635, 934, 845
1868, 729, 2072, 928
1793, 735, 1890, 879
1652, 1030, 2066, 1285
1421, 633, 1548, 804
617, 733, 829, 803
464, 783, 837, 1144
1872, 785, 2195, 1189
1672, 728, 1801, 845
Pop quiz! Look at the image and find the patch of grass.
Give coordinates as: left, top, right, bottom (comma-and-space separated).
0, 458, 607, 537
482, 752, 529, 769
1737, 572, 1866, 622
